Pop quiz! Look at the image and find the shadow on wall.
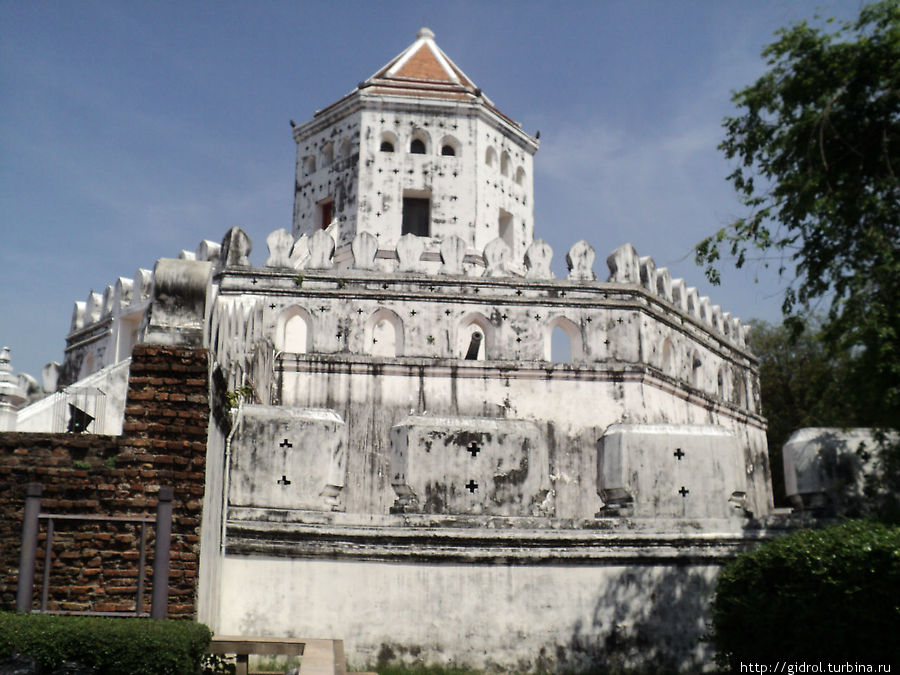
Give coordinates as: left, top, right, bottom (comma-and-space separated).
542, 566, 717, 674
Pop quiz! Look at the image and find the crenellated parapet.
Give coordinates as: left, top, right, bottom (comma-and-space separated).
254, 227, 750, 351
61, 239, 222, 385
206, 224, 770, 524
197, 226, 762, 421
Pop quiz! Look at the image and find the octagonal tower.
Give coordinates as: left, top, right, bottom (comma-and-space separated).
292, 28, 539, 265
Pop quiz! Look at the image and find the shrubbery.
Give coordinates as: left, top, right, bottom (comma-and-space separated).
711, 520, 900, 668
0, 612, 211, 675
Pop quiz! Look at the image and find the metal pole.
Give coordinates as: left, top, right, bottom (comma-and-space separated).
136, 521, 148, 616
150, 487, 173, 620
16, 483, 42, 612
40, 518, 54, 611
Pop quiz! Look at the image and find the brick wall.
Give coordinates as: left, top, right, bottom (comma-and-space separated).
0, 344, 210, 618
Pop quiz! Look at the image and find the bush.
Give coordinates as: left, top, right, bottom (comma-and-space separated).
711, 520, 900, 668
0, 612, 212, 675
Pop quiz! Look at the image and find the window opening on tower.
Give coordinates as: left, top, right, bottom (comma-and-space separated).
401, 197, 430, 236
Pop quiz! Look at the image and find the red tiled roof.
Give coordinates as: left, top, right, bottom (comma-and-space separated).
313, 28, 525, 132
364, 28, 484, 103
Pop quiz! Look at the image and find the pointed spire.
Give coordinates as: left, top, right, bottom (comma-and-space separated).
357, 27, 488, 105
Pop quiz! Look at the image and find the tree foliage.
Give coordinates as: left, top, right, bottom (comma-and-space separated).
748, 317, 900, 518
696, 1, 900, 413
747, 319, 857, 503
711, 520, 900, 667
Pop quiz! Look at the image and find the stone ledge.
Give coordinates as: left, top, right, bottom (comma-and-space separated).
224, 516, 779, 564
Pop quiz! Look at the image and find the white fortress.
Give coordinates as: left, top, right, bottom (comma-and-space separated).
8, 29, 784, 671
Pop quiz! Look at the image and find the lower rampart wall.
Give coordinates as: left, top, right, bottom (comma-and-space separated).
216, 519, 771, 672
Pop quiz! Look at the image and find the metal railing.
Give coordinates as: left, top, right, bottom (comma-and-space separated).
15, 483, 173, 619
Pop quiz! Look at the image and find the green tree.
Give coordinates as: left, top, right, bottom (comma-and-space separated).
697, 1, 900, 518
747, 319, 854, 504
696, 1, 900, 415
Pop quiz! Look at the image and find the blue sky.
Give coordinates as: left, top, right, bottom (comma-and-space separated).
0, 1, 862, 379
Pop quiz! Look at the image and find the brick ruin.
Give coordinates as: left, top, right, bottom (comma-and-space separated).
0, 344, 209, 617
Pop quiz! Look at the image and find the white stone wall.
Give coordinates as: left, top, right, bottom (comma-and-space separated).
782, 427, 897, 514
474, 119, 534, 260
292, 110, 362, 246
216, 547, 725, 671
15, 358, 131, 435
208, 257, 771, 520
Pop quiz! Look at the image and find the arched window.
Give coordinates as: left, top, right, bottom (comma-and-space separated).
275, 306, 312, 354
366, 308, 404, 358
440, 135, 460, 157
409, 129, 431, 155
691, 351, 702, 388
380, 131, 397, 153
551, 326, 571, 362
458, 314, 490, 360
340, 138, 352, 158
500, 151, 510, 177
544, 316, 583, 362
485, 146, 497, 167
303, 155, 316, 177
514, 166, 525, 185
661, 338, 674, 376
717, 367, 727, 399
321, 142, 334, 167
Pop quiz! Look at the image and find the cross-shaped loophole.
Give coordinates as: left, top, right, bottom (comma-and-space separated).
277, 475, 292, 486
279, 438, 293, 448
673, 448, 685, 460
466, 442, 481, 458
678, 486, 690, 497
465, 480, 478, 493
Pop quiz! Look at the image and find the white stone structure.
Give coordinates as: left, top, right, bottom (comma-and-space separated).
292, 27, 537, 268
12, 29, 781, 671
783, 427, 897, 515
0, 347, 28, 431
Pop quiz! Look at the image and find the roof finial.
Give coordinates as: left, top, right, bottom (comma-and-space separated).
417, 27, 435, 40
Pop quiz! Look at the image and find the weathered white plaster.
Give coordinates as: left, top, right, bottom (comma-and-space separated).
229, 405, 346, 512
218, 554, 721, 672
390, 415, 551, 516
566, 240, 596, 281
291, 31, 537, 263
0, 347, 28, 431
598, 424, 748, 518
264, 229, 294, 268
